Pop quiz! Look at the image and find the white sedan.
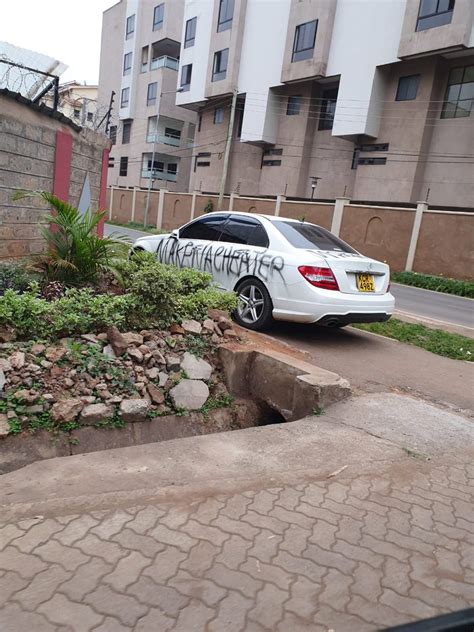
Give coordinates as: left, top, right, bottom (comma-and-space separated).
132, 212, 395, 331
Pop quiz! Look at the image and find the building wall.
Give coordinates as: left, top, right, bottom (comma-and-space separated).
0, 93, 110, 260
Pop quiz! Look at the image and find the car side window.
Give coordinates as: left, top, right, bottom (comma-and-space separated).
219, 216, 269, 248
179, 214, 228, 241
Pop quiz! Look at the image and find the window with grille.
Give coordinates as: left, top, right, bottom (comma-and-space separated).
212, 49, 229, 82
441, 65, 474, 119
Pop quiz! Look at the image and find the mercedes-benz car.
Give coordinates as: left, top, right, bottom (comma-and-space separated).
131, 211, 395, 331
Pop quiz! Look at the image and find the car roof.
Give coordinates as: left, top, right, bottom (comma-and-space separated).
218, 211, 303, 224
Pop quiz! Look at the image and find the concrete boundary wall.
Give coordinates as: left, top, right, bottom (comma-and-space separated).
107, 187, 473, 279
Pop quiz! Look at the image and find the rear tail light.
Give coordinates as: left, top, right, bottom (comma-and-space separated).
386, 282, 391, 293
298, 266, 340, 291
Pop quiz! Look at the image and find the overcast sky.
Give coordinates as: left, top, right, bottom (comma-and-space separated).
0, 0, 114, 84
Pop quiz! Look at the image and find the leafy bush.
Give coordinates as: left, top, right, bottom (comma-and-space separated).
203, 199, 214, 213
392, 271, 474, 298
13, 190, 128, 285
0, 263, 38, 295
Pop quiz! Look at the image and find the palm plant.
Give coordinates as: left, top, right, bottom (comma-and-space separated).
13, 191, 129, 285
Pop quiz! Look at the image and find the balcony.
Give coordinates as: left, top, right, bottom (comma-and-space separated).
150, 56, 179, 72
141, 168, 178, 182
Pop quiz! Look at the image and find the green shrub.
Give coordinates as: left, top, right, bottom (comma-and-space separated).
0, 263, 38, 295
392, 271, 474, 298
203, 199, 214, 213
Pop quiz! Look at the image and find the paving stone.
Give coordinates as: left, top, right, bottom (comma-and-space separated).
60, 557, 113, 601
38, 593, 103, 631
0, 603, 60, 632
0, 545, 47, 579
55, 514, 99, 546
173, 598, 214, 631
169, 570, 227, 607
143, 547, 187, 583
13, 518, 64, 553
34, 539, 88, 571
248, 583, 287, 629
209, 590, 253, 632
0, 571, 29, 607
127, 576, 190, 615
83, 584, 148, 626
134, 607, 175, 632
13, 564, 72, 610
103, 550, 151, 592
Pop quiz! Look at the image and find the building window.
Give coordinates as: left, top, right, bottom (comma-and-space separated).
109, 125, 117, 145
122, 121, 132, 144
119, 156, 128, 176
184, 17, 197, 48
214, 107, 224, 124
396, 75, 420, 101
198, 113, 202, 132
108, 156, 115, 168
167, 163, 178, 176
125, 14, 135, 39
147, 82, 158, 106
212, 48, 229, 82
121, 87, 130, 107
236, 107, 244, 137
441, 65, 474, 119
357, 157, 387, 166
87, 112, 93, 122
153, 3, 164, 30
358, 143, 389, 152
263, 148, 283, 156
318, 88, 338, 130
147, 116, 157, 142
73, 108, 80, 119
416, 0, 455, 31
262, 159, 282, 167
286, 95, 301, 115
292, 20, 318, 62
141, 46, 149, 73
123, 52, 132, 76
218, 0, 234, 32
180, 64, 192, 91
194, 152, 211, 170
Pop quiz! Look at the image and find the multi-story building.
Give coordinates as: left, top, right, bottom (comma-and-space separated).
98, 0, 197, 191
176, 0, 474, 207
44, 82, 99, 127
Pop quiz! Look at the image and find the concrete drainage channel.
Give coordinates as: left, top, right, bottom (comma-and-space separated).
0, 345, 350, 474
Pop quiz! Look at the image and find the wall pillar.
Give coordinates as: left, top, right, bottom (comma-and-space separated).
275, 195, 286, 216
97, 148, 109, 238
53, 130, 72, 202
405, 201, 427, 272
131, 187, 137, 222
108, 186, 114, 221
331, 197, 350, 237
190, 190, 198, 221
229, 191, 238, 212
157, 188, 167, 229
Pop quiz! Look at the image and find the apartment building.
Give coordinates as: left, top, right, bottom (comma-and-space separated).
176, 0, 474, 207
98, 0, 197, 190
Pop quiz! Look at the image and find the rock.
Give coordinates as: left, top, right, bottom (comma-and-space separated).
138, 344, 150, 355
0, 369, 5, 392
145, 340, 158, 351
182, 319, 202, 334
103, 344, 116, 359
135, 381, 146, 390
158, 372, 169, 387
96, 382, 107, 390
64, 378, 75, 388
97, 333, 109, 341
181, 352, 213, 380
128, 347, 144, 363
45, 347, 67, 362
81, 334, 99, 344
80, 403, 113, 425
211, 334, 221, 344
41, 360, 53, 369
119, 399, 149, 422
9, 351, 25, 369
43, 393, 55, 402
99, 390, 113, 400
0, 358, 12, 372
202, 319, 215, 333
146, 367, 159, 380
217, 316, 233, 332
0, 413, 9, 438
107, 326, 128, 356
147, 383, 165, 404
170, 324, 185, 335
25, 405, 44, 414
81, 396, 97, 405
224, 329, 239, 338
152, 350, 166, 364
31, 343, 46, 355
122, 332, 144, 347
0, 327, 16, 343
51, 399, 83, 423
140, 330, 155, 340
166, 355, 181, 372
26, 363, 41, 373
14, 389, 38, 403
212, 382, 230, 398
50, 366, 63, 379
170, 380, 209, 410
165, 336, 177, 348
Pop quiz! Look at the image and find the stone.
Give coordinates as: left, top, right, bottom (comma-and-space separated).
208, 309, 229, 321
25, 405, 44, 415
9, 351, 25, 369
45, 347, 67, 362
26, 363, 41, 373
0, 368, 5, 392
0, 358, 12, 372
119, 399, 149, 422
41, 360, 53, 369
128, 348, 144, 363
181, 352, 213, 381
81, 334, 99, 343
43, 394, 55, 402
217, 316, 233, 332
146, 340, 158, 351
224, 329, 239, 338
158, 372, 169, 387
50, 366, 63, 379
202, 319, 215, 333
170, 380, 209, 411
64, 378, 74, 388
138, 344, 150, 355
122, 332, 144, 346
211, 334, 221, 344
182, 319, 202, 334
0, 413, 10, 437
0, 327, 16, 342
135, 382, 146, 390
166, 355, 181, 372
80, 403, 113, 425
170, 324, 185, 335
147, 383, 165, 405
146, 367, 159, 380
51, 399, 84, 423
103, 345, 116, 359
97, 333, 109, 341
30, 343, 46, 355
107, 326, 128, 356
152, 350, 166, 364
81, 396, 97, 405
14, 389, 38, 404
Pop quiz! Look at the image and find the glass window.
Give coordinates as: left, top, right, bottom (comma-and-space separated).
292, 20, 318, 62
73, 108, 80, 118
218, 0, 234, 32
87, 112, 93, 122
180, 214, 229, 241
125, 14, 135, 39
185, 17, 197, 48
120, 87, 130, 107
273, 221, 357, 253
441, 65, 474, 119
214, 107, 224, 124
180, 64, 192, 91
109, 125, 117, 145
396, 75, 420, 101
286, 95, 301, 116
122, 121, 132, 144
212, 48, 229, 82
416, 0, 454, 31
147, 82, 158, 106
123, 52, 132, 76
141, 46, 149, 72
220, 216, 269, 248
167, 163, 178, 175
153, 3, 164, 30
318, 88, 338, 131
119, 156, 128, 176
108, 156, 115, 168
165, 127, 181, 140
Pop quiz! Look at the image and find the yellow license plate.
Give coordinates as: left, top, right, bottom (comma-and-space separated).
356, 273, 375, 292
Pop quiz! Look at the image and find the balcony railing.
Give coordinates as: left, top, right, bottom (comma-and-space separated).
141, 169, 178, 182
150, 56, 179, 71
146, 133, 181, 147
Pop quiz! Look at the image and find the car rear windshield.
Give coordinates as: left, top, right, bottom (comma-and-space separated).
273, 221, 358, 253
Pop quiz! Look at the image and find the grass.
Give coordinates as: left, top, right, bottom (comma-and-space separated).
354, 318, 474, 362
392, 271, 474, 298
107, 219, 167, 235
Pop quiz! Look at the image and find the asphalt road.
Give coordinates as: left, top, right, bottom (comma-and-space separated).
105, 222, 474, 331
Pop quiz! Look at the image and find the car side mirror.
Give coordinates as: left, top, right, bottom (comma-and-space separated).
171, 229, 179, 239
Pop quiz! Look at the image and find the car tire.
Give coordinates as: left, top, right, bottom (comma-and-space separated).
233, 278, 274, 331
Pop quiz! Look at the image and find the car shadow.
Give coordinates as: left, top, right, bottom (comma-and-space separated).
269, 322, 377, 349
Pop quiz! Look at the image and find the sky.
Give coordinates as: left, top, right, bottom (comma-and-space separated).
0, 0, 115, 84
